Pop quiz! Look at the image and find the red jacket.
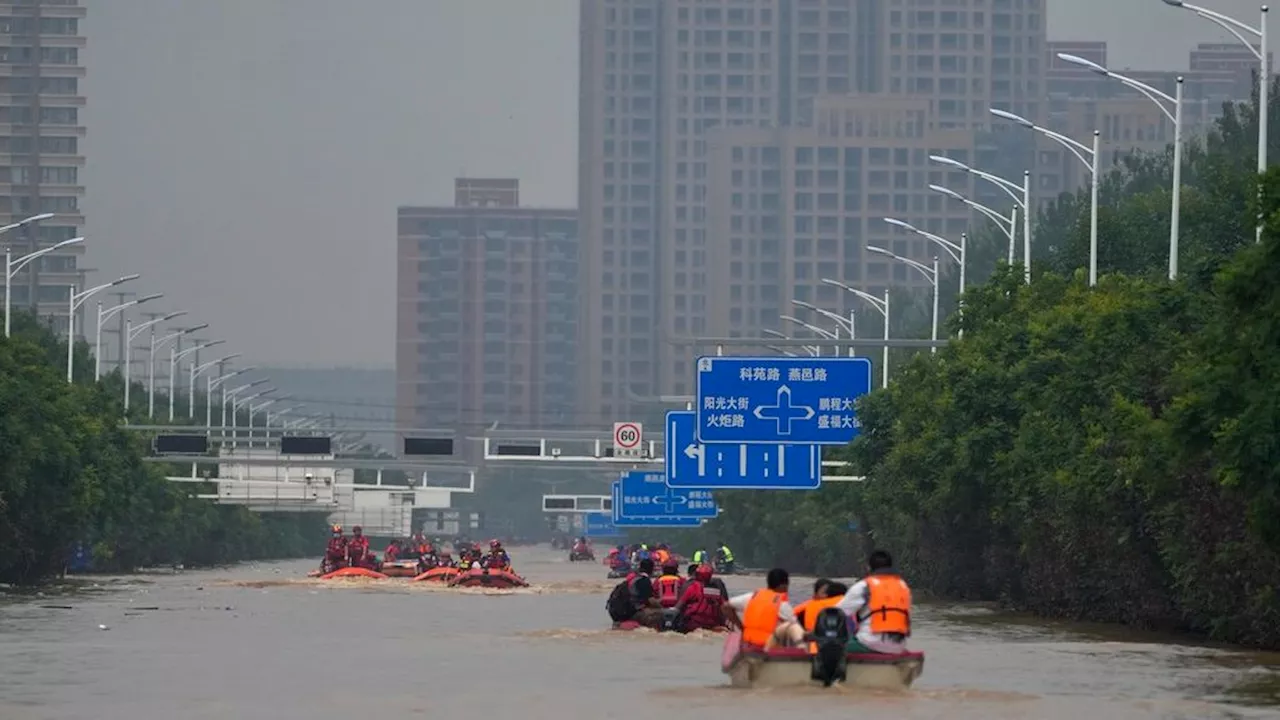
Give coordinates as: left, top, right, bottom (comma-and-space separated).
325, 537, 347, 557
348, 537, 369, 556
677, 580, 725, 628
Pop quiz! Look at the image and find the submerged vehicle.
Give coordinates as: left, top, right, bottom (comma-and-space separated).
720, 609, 924, 690
447, 566, 528, 589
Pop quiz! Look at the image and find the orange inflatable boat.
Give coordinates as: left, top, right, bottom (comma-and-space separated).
319, 567, 388, 580
447, 567, 528, 589
412, 566, 461, 583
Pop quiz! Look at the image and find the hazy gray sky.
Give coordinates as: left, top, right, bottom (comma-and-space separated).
82, 0, 1267, 367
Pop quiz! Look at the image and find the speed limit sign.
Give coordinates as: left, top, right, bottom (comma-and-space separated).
613, 422, 643, 457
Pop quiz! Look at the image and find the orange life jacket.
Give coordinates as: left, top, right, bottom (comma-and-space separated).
741, 588, 786, 647
800, 595, 846, 652
655, 574, 684, 608
654, 549, 670, 565
860, 574, 911, 636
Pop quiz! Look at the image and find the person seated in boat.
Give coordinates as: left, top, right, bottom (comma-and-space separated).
435, 549, 454, 567
653, 561, 686, 608
724, 568, 805, 650
715, 543, 736, 573
673, 564, 729, 631
652, 545, 671, 566
833, 550, 912, 655
616, 559, 664, 629
323, 525, 348, 571
384, 540, 402, 563
791, 578, 834, 628
691, 548, 709, 565
797, 580, 849, 651
484, 539, 513, 571
571, 537, 591, 555
347, 526, 372, 569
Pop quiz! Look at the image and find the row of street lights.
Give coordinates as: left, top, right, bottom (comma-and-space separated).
771, 3, 1271, 371
2, 214, 323, 439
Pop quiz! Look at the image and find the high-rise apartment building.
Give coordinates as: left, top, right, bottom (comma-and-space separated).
578, 0, 1045, 421
396, 179, 577, 436
706, 95, 978, 340
0, 0, 86, 335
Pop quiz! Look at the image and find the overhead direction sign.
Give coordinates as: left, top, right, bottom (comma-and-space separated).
617, 470, 718, 520
611, 481, 702, 528
584, 512, 624, 538
695, 356, 872, 445
664, 411, 821, 490
613, 421, 644, 458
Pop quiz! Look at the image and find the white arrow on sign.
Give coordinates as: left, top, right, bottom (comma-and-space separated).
683, 443, 706, 477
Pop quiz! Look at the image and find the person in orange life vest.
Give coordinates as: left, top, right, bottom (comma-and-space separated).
673, 564, 729, 631
347, 526, 371, 568
653, 561, 685, 608
792, 578, 834, 628
833, 550, 912, 654
323, 525, 348, 570
724, 568, 805, 649
796, 580, 849, 652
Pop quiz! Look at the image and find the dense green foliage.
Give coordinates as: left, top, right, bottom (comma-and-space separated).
0, 312, 325, 584
688, 90, 1280, 648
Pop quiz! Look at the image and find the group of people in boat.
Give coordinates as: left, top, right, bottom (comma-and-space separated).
321, 527, 515, 576
606, 542, 735, 575
607, 549, 912, 655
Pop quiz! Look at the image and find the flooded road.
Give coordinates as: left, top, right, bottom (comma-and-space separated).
2, 546, 1278, 719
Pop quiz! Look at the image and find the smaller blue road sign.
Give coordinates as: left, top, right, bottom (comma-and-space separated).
583, 512, 623, 538
664, 411, 822, 490
617, 470, 718, 520
611, 481, 703, 528
695, 356, 873, 445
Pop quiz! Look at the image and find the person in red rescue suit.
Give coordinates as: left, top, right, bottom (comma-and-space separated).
483, 539, 512, 570
653, 561, 686, 608
673, 564, 731, 630
347, 526, 373, 569
324, 525, 348, 570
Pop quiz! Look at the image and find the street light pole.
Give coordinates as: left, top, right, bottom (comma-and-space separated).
169, 340, 224, 421
94, 293, 162, 381
869, 247, 940, 353
821, 278, 891, 386
1057, 54, 1187, 277
66, 274, 139, 382
4, 235, 84, 337
929, 156, 1031, 281
154, 323, 208, 420
1160, 0, 1267, 243
123, 313, 177, 413
992, 109, 1100, 285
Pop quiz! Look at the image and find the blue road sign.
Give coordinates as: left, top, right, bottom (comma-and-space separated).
664, 411, 822, 490
618, 470, 718, 520
611, 481, 703, 528
696, 356, 872, 445
584, 512, 623, 538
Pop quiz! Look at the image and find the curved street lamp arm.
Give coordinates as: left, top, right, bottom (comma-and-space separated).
820, 278, 888, 316
794, 301, 854, 333
780, 314, 838, 340
868, 246, 937, 284
929, 155, 1025, 206
8, 237, 84, 275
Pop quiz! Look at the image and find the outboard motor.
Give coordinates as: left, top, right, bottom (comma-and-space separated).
810, 607, 851, 687
659, 608, 683, 633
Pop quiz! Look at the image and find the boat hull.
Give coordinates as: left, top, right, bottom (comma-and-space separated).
448, 568, 528, 589
411, 567, 460, 583
721, 634, 923, 690
380, 560, 420, 578
319, 567, 388, 580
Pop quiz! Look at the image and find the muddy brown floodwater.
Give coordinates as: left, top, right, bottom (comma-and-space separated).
1, 546, 1278, 719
